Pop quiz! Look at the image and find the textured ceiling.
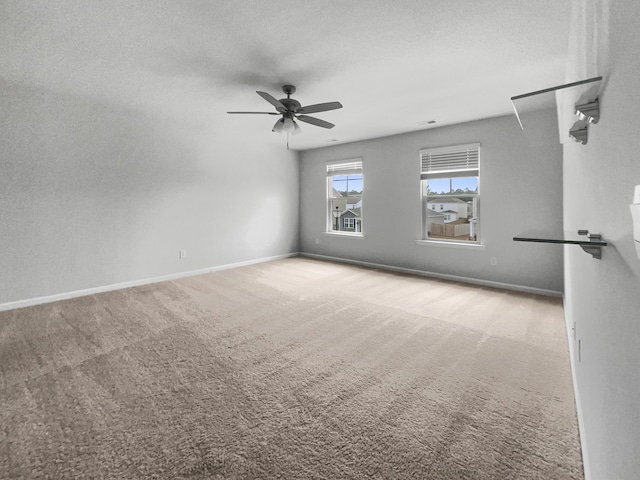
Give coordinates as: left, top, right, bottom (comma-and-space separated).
0, 0, 573, 150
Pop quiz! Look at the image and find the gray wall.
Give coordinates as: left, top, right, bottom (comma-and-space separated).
299, 112, 564, 293
563, 1, 640, 478
0, 79, 299, 304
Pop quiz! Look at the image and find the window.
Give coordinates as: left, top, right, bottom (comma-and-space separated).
327, 159, 363, 234
420, 143, 480, 243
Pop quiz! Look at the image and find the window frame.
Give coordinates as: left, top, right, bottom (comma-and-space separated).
420, 143, 481, 245
326, 158, 364, 236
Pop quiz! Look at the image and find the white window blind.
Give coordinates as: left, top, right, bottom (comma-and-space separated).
420, 143, 479, 179
327, 160, 362, 176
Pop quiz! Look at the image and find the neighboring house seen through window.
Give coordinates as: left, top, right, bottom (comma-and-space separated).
327, 159, 363, 234
421, 144, 480, 243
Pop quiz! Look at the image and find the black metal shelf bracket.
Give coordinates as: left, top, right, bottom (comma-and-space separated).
577, 230, 604, 259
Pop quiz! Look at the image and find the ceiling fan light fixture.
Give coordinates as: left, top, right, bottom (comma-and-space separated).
283, 117, 296, 133
272, 118, 285, 133
272, 117, 300, 135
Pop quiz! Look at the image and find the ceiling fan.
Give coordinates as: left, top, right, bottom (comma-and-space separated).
227, 85, 342, 135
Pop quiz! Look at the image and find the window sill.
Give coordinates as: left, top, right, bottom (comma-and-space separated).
415, 239, 486, 250
323, 232, 365, 239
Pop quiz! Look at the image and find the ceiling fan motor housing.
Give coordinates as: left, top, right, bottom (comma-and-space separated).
279, 98, 302, 113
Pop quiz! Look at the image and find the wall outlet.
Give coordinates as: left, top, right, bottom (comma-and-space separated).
315, 238, 320, 245
179, 250, 187, 259
490, 257, 497, 266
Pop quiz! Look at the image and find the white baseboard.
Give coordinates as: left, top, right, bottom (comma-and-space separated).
0, 252, 298, 312
300, 253, 563, 297
562, 295, 590, 480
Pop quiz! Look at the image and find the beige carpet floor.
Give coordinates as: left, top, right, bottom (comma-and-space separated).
0, 257, 583, 479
